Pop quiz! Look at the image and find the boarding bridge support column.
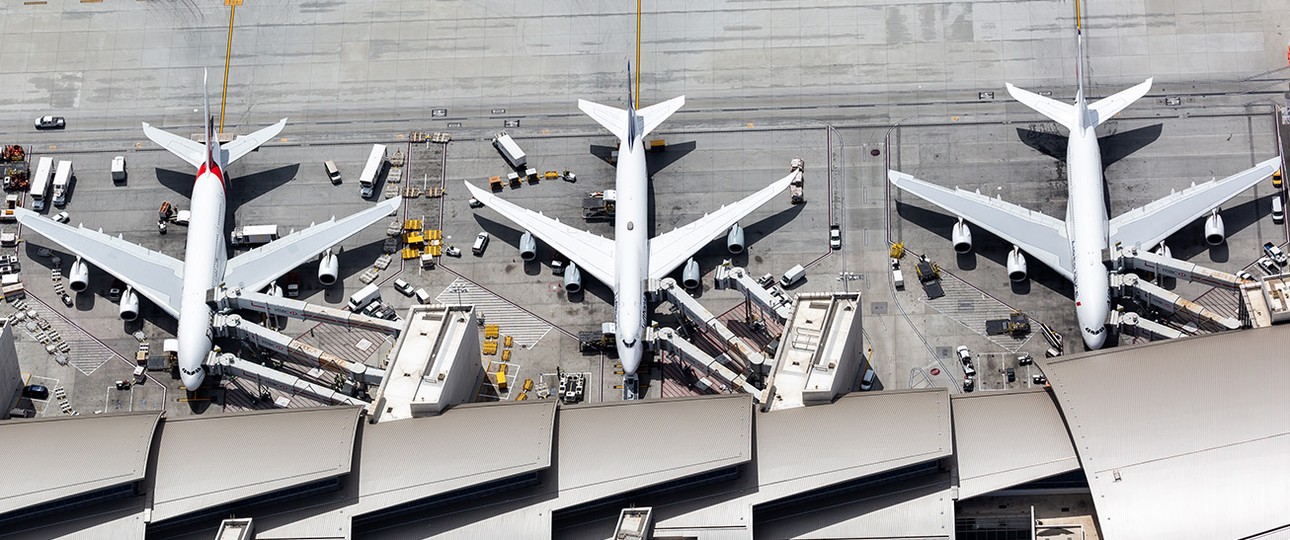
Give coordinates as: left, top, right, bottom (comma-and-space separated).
648, 327, 759, 395
213, 314, 383, 386
209, 287, 404, 335
656, 278, 767, 368
208, 353, 369, 406
1111, 273, 1241, 330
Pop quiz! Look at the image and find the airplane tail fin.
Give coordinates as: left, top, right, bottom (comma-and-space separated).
202, 68, 222, 170
1007, 29, 1152, 132
578, 63, 684, 143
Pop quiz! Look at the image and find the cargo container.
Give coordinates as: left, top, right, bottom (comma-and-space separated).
492, 132, 527, 168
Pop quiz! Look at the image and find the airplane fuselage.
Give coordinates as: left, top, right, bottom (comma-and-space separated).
176, 165, 228, 389
614, 134, 649, 373
1064, 121, 1110, 349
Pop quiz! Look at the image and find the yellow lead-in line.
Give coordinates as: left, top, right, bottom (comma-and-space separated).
635, 0, 641, 108
1075, 0, 1082, 30
220, 3, 237, 134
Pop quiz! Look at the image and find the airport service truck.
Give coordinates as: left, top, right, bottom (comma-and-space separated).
347, 283, 381, 312
359, 144, 387, 199
111, 156, 127, 183
51, 160, 73, 207
492, 132, 527, 168
29, 157, 53, 211
230, 225, 280, 247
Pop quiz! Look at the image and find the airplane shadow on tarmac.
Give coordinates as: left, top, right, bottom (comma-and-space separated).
588, 141, 697, 179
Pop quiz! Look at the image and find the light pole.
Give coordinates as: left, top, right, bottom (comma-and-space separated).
448, 283, 468, 306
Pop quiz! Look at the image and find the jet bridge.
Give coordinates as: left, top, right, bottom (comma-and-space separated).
647, 327, 759, 395
209, 286, 404, 335
1109, 309, 1188, 340
208, 353, 369, 406
1110, 273, 1241, 331
652, 277, 767, 368
717, 266, 794, 323
1113, 245, 1249, 290
212, 313, 383, 386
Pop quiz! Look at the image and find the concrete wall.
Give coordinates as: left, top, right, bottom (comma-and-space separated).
0, 322, 23, 418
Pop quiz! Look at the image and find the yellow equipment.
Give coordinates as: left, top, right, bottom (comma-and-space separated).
496, 371, 508, 391
489, 176, 503, 191
501, 349, 511, 362
504, 335, 513, 348
482, 340, 498, 355
523, 378, 534, 391
889, 242, 905, 259
400, 247, 421, 260
484, 324, 499, 339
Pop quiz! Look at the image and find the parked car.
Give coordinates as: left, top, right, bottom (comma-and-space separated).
859, 368, 876, 391
22, 384, 50, 400
1263, 242, 1287, 265
393, 278, 415, 297
34, 116, 65, 130
468, 197, 484, 208
829, 225, 841, 250
52, 211, 69, 223
1257, 257, 1279, 276
955, 345, 971, 364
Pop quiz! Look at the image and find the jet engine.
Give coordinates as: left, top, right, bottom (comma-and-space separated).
267, 282, 283, 298
1006, 246, 1028, 282
727, 224, 745, 254
1204, 210, 1225, 245
682, 258, 701, 289
563, 263, 582, 293
952, 219, 972, 254
1154, 242, 1172, 259
519, 231, 537, 262
68, 257, 89, 293
118, 286, 139, 321
318, 249, 339, 285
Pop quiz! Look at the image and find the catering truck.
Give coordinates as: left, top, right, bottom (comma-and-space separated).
51, 160, 73, 207
492, 132, 527, 168
29, 157, 53, 211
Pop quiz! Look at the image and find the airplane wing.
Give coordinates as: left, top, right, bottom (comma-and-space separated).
647, 172, 795, 279
463, 181, 616, 288
16, 208, 185, 317
222, 196, 402, 292
142, 122, 204, 169
1109, 157, 1282, 249
222, 118, 288, 165
889, 170, 1074, 279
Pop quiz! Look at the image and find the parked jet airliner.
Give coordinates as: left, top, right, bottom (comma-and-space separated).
17, 71, 401, 390
466, 71, 795, 376
889, 29, 1280, 350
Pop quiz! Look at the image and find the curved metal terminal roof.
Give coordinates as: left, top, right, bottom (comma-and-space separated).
148, 406, 362, 523
952, 389, 1079, 499
1043, 326, 1290, 539
556, 393, 753, 508
0, 411, 160, 515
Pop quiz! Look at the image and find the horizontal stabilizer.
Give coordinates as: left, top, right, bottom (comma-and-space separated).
636, 96, 685, 139
1005, 83, 1077, 132
578, 99, 629, 141
1087, 78, 1152, 128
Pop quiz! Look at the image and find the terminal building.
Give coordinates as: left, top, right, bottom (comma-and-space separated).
1, 326, 1288, 539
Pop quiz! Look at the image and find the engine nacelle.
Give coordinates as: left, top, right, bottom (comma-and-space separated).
118, 286, 139, 321
318, 249, 339, 285
267, 282, 283, 298
1154, 242, 1172, 259
727, 224, 745, 254
1006, 246, 1028, 282
682, 258, 701, 289
563, 263, 582, 293
1204, 210, 1225, 245
519, 231, 537, 262
68, 257, 89, 293
952, 219, 972, 254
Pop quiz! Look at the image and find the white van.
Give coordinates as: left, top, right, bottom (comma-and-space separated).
414, 288, 431, 304
1273, 195, 1284, 224
472, 232, 490, 256
780, 264, 806, 288
324, 160, 341, 184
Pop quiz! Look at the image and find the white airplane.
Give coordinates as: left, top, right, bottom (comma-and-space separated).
16, 71, 401, 390
889, 30, 1280, 350
465, 74, 795, 375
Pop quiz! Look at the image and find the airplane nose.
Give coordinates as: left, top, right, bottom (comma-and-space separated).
181, 369, 205, 391
1081, 329, 1106, 350
619, 343, 643, 374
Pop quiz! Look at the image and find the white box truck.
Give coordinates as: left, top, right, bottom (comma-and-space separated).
51, 160, 73, 207
347, 283, 381, 311
29, 157, 53, 211
111, 156, 127, 183
359, 144, 387, 199
230, 225, 280, 247
492, 132, 526, 168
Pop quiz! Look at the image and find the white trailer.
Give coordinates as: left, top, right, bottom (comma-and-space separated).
51, 160, 73, 207
347, 283, 381, 311
29, 157, 53, 211
492, 132, 527, 168
230, 224, 280, 247
359, 144, 387, 199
